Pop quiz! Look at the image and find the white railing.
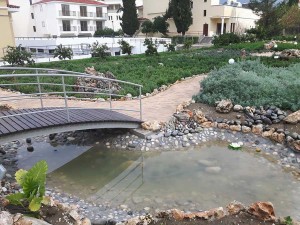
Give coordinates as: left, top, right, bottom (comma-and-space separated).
0, 67, 143, 121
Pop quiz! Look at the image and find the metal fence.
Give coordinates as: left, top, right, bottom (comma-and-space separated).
0, 67, 143, 121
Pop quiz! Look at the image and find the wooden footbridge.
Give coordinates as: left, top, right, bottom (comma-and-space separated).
0, 67, 143, 143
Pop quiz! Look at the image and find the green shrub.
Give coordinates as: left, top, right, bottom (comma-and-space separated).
164, 43, 176, 52
141, 20, 154, 35
212, 33, 241, 46
2, 45, 35, 66
118, 39, 133, 55
91, 41, 110, 58
53, 44, 73, 60
94, 28, 123, 37
194, 60, 300, 111
6, 161, 48, 212
144, 38, 158, 56
171, 36, 198, 44
183, 39, 193, 50
224, 42, 265, 51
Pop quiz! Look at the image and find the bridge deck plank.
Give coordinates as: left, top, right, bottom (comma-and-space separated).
0, 108, 141, 138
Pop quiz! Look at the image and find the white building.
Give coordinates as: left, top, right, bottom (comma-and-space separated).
10, 0, 108, 37
143, 0, 259, 36
101, 0, 143, 31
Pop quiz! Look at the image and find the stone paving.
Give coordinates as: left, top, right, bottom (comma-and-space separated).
0, 75, 205, 122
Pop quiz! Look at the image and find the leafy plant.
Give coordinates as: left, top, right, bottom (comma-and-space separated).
2, 45, 35, 66
141, 20, 154, 36
94, 28, 123, 37
143, 38, 158, 56
91, 41, 110, 58
164, 43, 176, 52
118, 39, 133, 55
153, 16, 169, 35
212, 33, 241, 47
283, 216, 293, 225
6, 160, 48, 212
183, 39, 193, 50
53, 44, 73, 60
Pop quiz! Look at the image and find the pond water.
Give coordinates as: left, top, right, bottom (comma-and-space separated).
42, 142, 300, 219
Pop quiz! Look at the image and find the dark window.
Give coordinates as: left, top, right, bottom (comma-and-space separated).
62, 20, 71, 31
31, 13, 34, 19
230, 23, 235, 33
204, 10, 207, 16
115, 51, 120, 56
190, 1, 193, 8
204, 0, 207, 2
96, 21, 103, 31
61, 4, 70, 16
33, 26, 36, 32
80, 21, 88, 31
96, 7, 103, 17
29, 0, 32, 5
80, 6, 87, 17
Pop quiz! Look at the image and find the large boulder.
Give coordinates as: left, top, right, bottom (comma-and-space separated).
226, 201, 246, 215
279, 49, 300, 59
141, 121, 162, 132
193, 109, 208, 123
247, 202, 276, 221
264, 41, 276, 50
216, 100, 233, 113
284, 110, 300, 124
0, 211, 13, 225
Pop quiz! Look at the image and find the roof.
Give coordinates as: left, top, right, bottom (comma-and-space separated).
33, 0, 106, 6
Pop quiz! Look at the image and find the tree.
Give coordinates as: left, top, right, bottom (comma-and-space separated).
118, 39, 133, 55
153, 16, 169, 35
141, 20, 154, 36
2, 45, 35, 66
91, 41, 109, 58
53, 44, 73, 60
165, 0, 193, 36
249, 0, 282, 38
280, 5, 300, 32
121, 0, 139, 36
143, 38, 158, 56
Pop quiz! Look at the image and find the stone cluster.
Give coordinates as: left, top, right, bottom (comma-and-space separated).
279, 49, 300, 59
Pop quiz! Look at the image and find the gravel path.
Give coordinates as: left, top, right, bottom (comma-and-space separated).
0, 75, 206, 122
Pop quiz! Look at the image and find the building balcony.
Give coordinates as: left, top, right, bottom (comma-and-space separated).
78, 26, 95, 32
7, 4, 20, 13
58, 10, 77, 17
79, 12, 108, 20
59, 26, 77, 32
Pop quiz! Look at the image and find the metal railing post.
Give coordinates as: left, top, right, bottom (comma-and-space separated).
61, 75, 70, 122
36, 69, 44, 108
139, 86, 142, 120
109, 81, 112, 110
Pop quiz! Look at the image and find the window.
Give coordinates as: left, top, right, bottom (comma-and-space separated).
230, 23, 235, 33
29, 0, 32, 5
61, 4, 70, 16
108, 5, 113, 10
80, 6, 87, 17
108, 16, 112, 20
190, 1, 193, 8
62, 20, 71, 31
204, 0, 207, 2
33, 26, 36, 32
80, 21, 88, 31
204, 10, 207, 16
42, 21, 45, 27
40, 5, 43, 11
96, 21, 103, 31
31, 13, 34, 19
96, 7, 103, 17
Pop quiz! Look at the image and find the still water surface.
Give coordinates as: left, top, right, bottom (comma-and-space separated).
43, 142, 300, 219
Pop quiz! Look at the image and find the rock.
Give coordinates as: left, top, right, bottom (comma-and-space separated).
264, 41, 276, 50
193, 110, 208, 123
292, 140, 300, 153
270, 132, 285, 143
262, 128, 275, 138
233, 104, 243, 112
216, 99, 233, 113
198, 160, 215, 166
14, 216, 51, 225
25, 138, 31, 144
229, 125, 241, 132
247, 202, 276, 221
261, 117, 272, 125
226, 201, 246, 215
279, 49, 300, 59
252, 124, 263, 135
205, 167, 221, 174
126, 93, 133, 100
200, 121, 216, 128
141, 121, 162, 132
241, 126, 251, 133
171, 209, 184, 220
173, 112, 191, 122
217, 123, 230, 130
0, 211, 13, 225
81, 218, 92, 225
284, 110, 300, 124
67, 137, 75, 141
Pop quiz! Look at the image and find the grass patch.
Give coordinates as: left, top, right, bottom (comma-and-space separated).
194, 60, 300, 111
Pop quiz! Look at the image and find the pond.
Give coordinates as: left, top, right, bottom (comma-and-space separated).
18, 141, 300, 219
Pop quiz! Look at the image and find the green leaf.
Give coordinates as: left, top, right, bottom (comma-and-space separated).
15, 169, 28, 186
6, 193, 26, 206
29, 197, 43, 212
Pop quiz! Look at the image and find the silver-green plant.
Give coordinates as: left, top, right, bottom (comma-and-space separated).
6, 160, 48, 212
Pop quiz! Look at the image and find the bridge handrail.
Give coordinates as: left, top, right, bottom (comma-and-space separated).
0, 67, 143, 121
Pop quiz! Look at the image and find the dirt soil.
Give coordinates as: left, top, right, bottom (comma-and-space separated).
151, 212, 280, 225
187, 103, 300, 134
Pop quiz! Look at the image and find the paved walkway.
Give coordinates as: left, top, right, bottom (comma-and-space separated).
0, 75, 206, 122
